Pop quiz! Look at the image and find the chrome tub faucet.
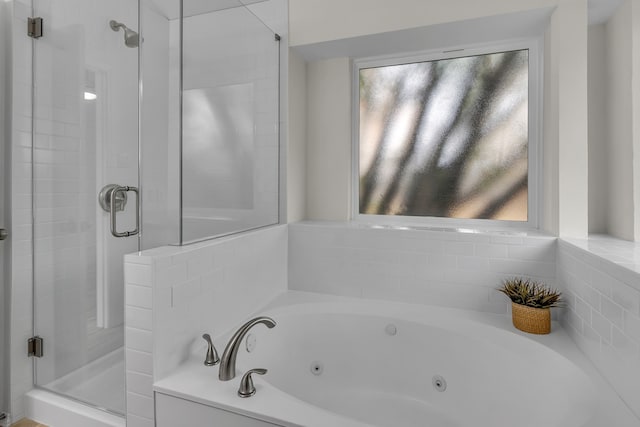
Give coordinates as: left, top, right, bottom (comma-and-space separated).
218, 316, 276, 381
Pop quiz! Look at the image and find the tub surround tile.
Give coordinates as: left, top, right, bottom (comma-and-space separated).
126, 392, 154, 420
124, 225, 287, 424
125, 328, 153, 354
558, 240, 640, 419
126, 372, 154, 397
122, 221, 640, 425
126, 285, 153, 309
563, 235, 640, 285
125, 307, 153, 331
288, 222, 556, 314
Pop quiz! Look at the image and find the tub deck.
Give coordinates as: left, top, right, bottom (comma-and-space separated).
154, 291, 640, 427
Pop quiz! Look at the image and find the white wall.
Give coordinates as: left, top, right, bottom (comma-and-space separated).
123, 226, 287, 427
606, 0, 636, 240
588, 24, 608, 234
289, 0, 557, 47
305, 58, 351, 221
633, 1, 640, 242
290, 0, 592, 238
548, 0, 589, 238
286, 49, 307, 222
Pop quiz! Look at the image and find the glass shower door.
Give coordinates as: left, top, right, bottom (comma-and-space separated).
31, 0, 139, 415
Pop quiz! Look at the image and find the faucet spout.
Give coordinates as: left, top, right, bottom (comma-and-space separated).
218, 316, 276, 381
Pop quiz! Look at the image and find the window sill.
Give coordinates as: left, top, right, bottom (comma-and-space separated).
560, 234, 640, 290
298, 219, 555, 239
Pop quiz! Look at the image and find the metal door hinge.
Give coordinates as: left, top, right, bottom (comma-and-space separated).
28, 336, 43, 358
27, 17, 43, 39
275, 33, 280, 42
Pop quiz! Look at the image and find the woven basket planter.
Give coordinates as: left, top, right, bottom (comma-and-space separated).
511, 302, 551, 334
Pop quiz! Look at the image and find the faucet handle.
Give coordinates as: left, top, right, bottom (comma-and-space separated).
238, 368, 267, 398
202, 334, 220, 366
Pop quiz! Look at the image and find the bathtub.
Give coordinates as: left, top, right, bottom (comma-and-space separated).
154, 292, 639, 427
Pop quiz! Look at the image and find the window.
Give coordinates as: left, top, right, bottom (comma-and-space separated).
355, 41, 539, 227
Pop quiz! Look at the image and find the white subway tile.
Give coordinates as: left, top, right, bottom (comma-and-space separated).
171, 278, 202, 308
457, 255, 490, 271
126, 284, 153, 309
125, 263, 153, 287
574, 296, 591, 323
476, 243, 508, 258
611, 326, 639, 362
600, 296, 624, 329
623, 311, 640, 343
566, 310, 583, 335
581, 322, 602, 349
442, 241, 474, 256
127, 392, 154, 419
126, 349, 153, 376
126, 371, 153, 397
156, 262, 188, 290
570, 275, 600, 308
126, 327, 153, 353
187, 253, 215, 279
588, 268, 614, 298
591, 310, 612, 344
611, 282, 640, 316
126, 306, 153, 331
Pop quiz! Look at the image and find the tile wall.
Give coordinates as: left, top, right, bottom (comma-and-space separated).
124, 220, 640, 425
123, 225, 287, 427
558, 238, 640, 418
288, 222, 557, 314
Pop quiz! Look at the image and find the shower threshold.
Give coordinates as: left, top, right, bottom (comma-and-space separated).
42, 347, 125, 416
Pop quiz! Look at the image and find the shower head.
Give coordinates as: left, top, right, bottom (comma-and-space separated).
109, 20, 139, 48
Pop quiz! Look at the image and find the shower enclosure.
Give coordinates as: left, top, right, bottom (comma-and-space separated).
26, 0, 281, 419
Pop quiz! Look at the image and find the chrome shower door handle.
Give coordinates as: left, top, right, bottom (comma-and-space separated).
109, 185, 139, 238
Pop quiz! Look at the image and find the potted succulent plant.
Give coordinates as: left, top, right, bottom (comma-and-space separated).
498, 277, 562, 335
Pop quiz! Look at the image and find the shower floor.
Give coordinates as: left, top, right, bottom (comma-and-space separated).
44, 347, 125, 415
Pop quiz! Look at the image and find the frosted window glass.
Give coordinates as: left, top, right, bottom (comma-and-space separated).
359, 50, 529, 221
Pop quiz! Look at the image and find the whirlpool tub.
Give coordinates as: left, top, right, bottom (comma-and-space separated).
154, 292, 639, 427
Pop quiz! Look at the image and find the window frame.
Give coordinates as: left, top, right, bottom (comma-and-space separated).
351, 38, 543, 231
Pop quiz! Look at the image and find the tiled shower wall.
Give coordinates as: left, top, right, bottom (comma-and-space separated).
288, 222, 557, 314
123, 225, 287, 427
558, 239, 640, 418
